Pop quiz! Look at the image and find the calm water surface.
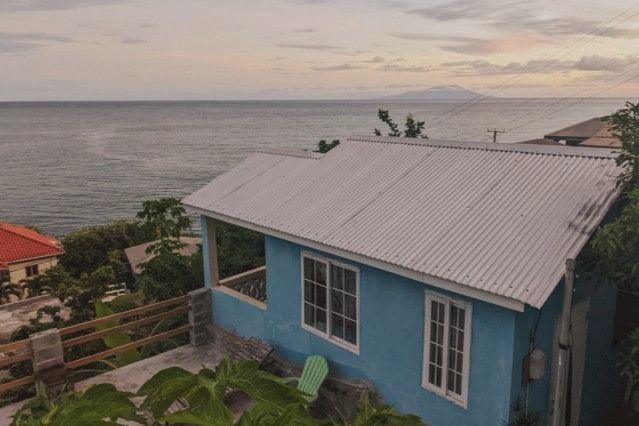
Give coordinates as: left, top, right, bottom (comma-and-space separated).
0, 98, 627, 236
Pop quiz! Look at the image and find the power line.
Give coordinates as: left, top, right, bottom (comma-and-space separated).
423, 2, 639, 130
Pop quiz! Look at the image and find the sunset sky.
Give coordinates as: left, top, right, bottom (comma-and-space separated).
2, 0, 639, 100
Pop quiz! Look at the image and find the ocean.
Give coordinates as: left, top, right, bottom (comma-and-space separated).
0, 98, 628, 237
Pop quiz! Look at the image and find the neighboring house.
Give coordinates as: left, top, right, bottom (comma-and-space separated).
124, 236, 202, 275
544, 117, 622, 148
183, 137, 623, 426
0, 221, 64, 284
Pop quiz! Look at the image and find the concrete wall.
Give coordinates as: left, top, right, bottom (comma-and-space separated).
210, 234, 519, 425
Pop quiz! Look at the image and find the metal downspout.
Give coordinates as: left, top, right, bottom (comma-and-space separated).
549, 258, 575, 426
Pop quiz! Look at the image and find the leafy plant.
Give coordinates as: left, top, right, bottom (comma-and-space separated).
338, 391, 425, 426
507, 396, 540, 426
94, 300, 142, 367
11, 382, 144, 425
315, 140, 341, 153
136, 198, 192, 255
606, 102, 639, 192
618, 328, 639, 403
0, 275, 23, 304
138, 358, 315, 425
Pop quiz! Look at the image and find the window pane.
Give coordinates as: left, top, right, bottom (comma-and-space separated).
304, 280, 314, 303
303, 303, 314, 326
431, 301, 439, 321
447, 369, 455, 393
344, 269, 356, 295
304, 257, 314, 280
316, 284, 327, 308
450, 305, 458, 328
331, 266, 343, 290
316, 262, 327, 285
345, 294, 356, 320
332, 314, 344, 339
316, 308, 327, 332
457, 307, 466, 330
345, 319, 357, 344
331, 289, 343, 314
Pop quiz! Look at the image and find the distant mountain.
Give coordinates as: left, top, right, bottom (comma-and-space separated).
384, 85, 485, 100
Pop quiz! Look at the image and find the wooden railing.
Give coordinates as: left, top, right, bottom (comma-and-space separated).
220, 266, 266, 303
0, 294, 193, 395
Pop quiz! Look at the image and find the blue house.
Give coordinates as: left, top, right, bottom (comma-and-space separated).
183, 137, 623, 425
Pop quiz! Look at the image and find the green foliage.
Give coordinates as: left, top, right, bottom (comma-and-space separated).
0, 276, 23, 304
605, 102, 639, 192
139, 359, 315, 425
136, 250, 203, 301
107, 291, 145, 313
94, 301, 142, 367
588, 187, 639, 290
58, 220, 154, 278
11, 382, 144, 425
136, 198, 192, 255
339, 391, 425, 426
374, 109, 427, 138
315, 140, 341, 153
507, 396, 540, 426
618, 328, 639, 403
19, 275, 50, 299
216, 222, 265, 279
51, 265, 117, 323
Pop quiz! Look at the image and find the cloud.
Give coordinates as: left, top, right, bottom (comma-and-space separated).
0, 32, 76, 53
359, 56, 385, 63
121, 37, 145, 44
376, 64, 429, 73
441, 55, 639, 75
405, 0, 639, 40
0, 0, 128, 13
274, 42, 346, 51
291, 28, 318, 33
389, 32, 545, 55
311, 63, 366, 71
574, 55, 639, 72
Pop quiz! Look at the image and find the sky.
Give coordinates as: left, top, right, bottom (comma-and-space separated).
1, 0, 639, 100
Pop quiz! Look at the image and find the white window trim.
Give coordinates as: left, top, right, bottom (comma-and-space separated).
422, 290, 472, 409
300, 251, 360, 355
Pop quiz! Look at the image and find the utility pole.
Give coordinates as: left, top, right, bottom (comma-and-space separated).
487, 128, 505, 143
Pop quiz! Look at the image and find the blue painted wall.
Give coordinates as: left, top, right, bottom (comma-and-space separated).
210, 232, 520, 425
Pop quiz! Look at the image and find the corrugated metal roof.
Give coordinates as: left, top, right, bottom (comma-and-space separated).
184, 137, 622, 310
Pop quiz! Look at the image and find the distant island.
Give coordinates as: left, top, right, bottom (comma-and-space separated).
383, 85, 486, 101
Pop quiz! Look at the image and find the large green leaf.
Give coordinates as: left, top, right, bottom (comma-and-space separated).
159, 398, 233, 426
94, 301, 141, 366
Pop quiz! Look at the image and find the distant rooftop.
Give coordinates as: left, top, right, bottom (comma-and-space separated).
543, 117, 621, 148
124, 236, 202, 275
0, 222, 63, 270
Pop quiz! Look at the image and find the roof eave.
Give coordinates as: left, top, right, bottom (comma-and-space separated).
185, 204, 526, 312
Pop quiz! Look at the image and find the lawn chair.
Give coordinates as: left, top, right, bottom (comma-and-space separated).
285, 355, 329, 403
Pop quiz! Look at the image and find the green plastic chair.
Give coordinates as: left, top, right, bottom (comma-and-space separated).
285, 355, 329, 402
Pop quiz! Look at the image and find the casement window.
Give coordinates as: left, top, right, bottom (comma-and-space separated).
25, 264, 39, 277
422, 291, 472, 408
301, 253, 359, 352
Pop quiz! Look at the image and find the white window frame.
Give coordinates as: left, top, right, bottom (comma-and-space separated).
300, 252, 360, 354
422, 290, 472, 409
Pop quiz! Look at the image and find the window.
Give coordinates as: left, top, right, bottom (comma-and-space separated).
302, 254, 358, 351
422, 291, 472, 408
25, 264, 39, 277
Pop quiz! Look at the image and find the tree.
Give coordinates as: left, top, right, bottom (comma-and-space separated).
20, 275, 51, 298
606, 102, 639, 192
315, 140, 340, 153
137, 250, 203, 301
137, 198, 192, 255
58, 220, 155, 278
588, 102, 639, 291
0, 275, 22, 304
374, 109, 427, 138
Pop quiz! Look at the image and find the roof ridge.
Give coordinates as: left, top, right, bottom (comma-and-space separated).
256, 148, 324, 159
0, 222, 62, 253
345, 135, 620, 159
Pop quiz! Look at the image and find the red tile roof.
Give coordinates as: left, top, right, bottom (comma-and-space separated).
0, 222, 64, 269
